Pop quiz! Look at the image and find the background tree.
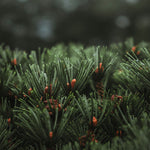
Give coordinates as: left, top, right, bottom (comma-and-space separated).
0, 0, 150, 50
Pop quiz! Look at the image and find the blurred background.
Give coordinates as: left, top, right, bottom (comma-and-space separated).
0, 0, 150, 50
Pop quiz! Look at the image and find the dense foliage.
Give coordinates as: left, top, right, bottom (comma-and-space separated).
0, 38, 150, 150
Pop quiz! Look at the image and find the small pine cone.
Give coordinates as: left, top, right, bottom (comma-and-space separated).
8, 118, 11, 124
116, 130, 122, 136
71, 79, 76, 89
11, 58, 17, 65
67, 82, 70, 89
131, 46, 136, 52
93, 116, 97, 126
49, 131, 53, 139
136, 51, 140, 55
28, 88, 32, 96
58, 104, 61, 111
111, 95, 115, 101
44, 86, 49, 94
99, 63, 103, 71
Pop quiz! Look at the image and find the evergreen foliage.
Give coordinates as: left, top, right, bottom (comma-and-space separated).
0, 38, 150, 149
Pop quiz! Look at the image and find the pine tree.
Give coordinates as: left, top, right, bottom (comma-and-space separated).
0, 38, 150, 149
